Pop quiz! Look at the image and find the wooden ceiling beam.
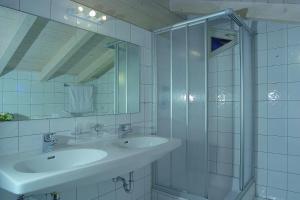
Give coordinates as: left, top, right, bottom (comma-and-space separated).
39, 30, 94, 81
170, 0, 300, 24
76, 50, 114, 83
0, 15, 48, 76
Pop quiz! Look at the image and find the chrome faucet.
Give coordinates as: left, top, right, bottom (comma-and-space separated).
118, 123, 132, 138
43, 133, 57, 153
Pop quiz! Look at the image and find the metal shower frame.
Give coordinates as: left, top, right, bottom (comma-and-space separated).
152, 8, 255, 199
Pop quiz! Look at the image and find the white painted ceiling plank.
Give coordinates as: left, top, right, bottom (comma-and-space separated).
170, 0, 300, 24
71, 0, 183, 30
39, 30, 94, 81
76, 50, 114, 83
0, 15, 37, 75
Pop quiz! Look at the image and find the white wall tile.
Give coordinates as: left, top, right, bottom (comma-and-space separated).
131, 25, 146, 47
142, 48, 152, 66
267, 187, 287, 200
268, 65, 287, 83
268, 101, 287, 118
50, 118, 75, 132
268, 119, 287, 137
288, 63, 300, 82
288, 191, 300, 200
256, 185, 267, 199
20, 0, 51, 18
0, 0, 19, 10
267, 22, 287, 32
288, 27, 300, 47
256, 33, 267, 50
268, 83, 287, 102
0, 137, 18, 156
288, 119, 300, 137
257, 50, 268, 67
268, 30, 287, 49
98, 18, 116, 38
288, 82, 300, 100
76, 18, 97, 32
257, 152, 268, 169
288, 155, 300, 174
19, 119, 49, 136
288, 45, 300, 64
268, 47, 287, 66
268, 171, 287, 189
51, 0, 77, 26
115, 20, 131, 42
77, 183, 98, 200
268, 153, 287, 172
288, 173, 300, 192
0, 121, 18, 138
102, 192, 115, 200
288, 101, 300, 118
288, 137, 300, 156
268, 136, 287, 154
256, 21, 267, 34
19, 134, 43, 152
257, 169, 268, 185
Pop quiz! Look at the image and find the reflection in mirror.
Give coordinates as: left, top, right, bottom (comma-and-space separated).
0, 6, 140, 120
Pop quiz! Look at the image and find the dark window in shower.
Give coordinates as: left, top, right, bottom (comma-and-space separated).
211, 37, 232, 51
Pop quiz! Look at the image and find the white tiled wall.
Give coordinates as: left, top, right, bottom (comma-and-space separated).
0, 0, 153, 199
255, 21, 300, 200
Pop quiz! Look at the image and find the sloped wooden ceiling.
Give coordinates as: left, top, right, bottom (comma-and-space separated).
71, 0, 300, 30
170, 0, 300, 24
71, 0, 185, 31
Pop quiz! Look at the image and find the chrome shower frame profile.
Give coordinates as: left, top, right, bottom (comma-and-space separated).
152, 8, 255, 200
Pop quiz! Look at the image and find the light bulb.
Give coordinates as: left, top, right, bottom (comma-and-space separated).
89, 10, 96, 17
78, 6, 83, 12
101, 15, 107, 21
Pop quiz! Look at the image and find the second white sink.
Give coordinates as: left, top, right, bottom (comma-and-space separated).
117, 136, 168, 148
14, 149, 107, 173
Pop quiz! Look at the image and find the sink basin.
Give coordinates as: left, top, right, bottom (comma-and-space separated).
14, 149, 107, 173
117, 136, 168, 148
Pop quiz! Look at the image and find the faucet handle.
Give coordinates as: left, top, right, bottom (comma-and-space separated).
118, 123, 132, 135
92, 123, 103, 132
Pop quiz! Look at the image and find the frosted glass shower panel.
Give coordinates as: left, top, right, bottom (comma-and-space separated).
156, 32, 172, 187
187, 23, 207, 196
171, 27, 188, 191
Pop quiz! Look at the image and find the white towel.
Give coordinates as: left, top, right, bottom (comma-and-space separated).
67, 85, 94, 113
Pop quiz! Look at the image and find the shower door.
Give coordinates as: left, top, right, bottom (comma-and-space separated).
153, 11, 255, 200
154, 22, 208, 198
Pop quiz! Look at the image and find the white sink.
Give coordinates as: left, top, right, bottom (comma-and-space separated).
14, 149, 107, 173
0, 136, 181, 195
116, 136, 169, 148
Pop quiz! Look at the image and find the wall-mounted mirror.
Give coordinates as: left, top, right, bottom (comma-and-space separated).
0, 6, 140, 120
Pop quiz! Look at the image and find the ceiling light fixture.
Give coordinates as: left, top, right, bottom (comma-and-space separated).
101, 15, 107, 21
89, 10, 96, 17
78, 6, 83, 12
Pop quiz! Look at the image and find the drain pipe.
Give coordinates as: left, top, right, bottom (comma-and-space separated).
112, 171, 134, 193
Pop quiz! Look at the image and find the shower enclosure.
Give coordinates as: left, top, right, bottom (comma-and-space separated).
153, 10, 254, 200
